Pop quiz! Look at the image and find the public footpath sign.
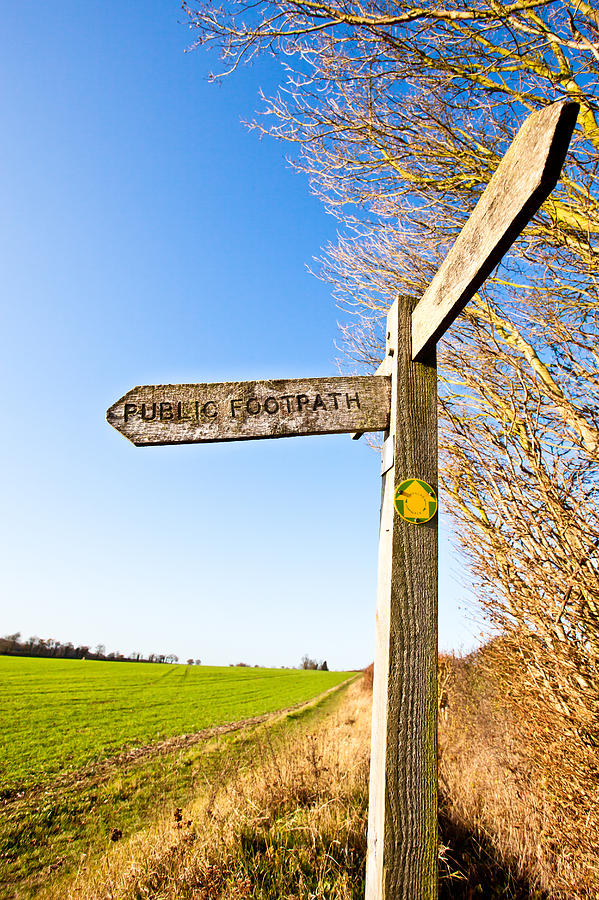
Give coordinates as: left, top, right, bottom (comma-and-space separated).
107, 376, 391, 445
107, 101, 578, 899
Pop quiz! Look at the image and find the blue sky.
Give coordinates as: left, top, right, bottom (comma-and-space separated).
1, 2, 481, 668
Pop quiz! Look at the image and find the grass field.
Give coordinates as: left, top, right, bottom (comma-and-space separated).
0, 656, 351, 793
0, 656, 352, 897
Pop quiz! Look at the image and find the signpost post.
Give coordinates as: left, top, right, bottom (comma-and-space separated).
107, 100, 578, 898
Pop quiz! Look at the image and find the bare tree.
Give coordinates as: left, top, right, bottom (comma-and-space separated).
301, 654, 319, 670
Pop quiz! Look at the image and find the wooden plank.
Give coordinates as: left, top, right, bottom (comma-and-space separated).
365, 298, 438, 899
411, 100, 579, 362
106, 375, 391, 446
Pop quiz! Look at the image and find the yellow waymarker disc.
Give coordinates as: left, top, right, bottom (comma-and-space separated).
394, 479, 437, 524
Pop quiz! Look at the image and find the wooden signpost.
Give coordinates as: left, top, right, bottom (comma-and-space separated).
364, 99, 579, 900
107, 100, 578, 897
107, 376, 391, 445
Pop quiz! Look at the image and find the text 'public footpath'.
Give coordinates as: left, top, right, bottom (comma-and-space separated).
123, 391, 362, 424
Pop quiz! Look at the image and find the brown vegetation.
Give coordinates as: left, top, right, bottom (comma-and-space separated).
439, 649, 599, 899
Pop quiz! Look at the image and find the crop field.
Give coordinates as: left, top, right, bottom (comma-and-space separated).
1, 656, 353, 897
0, 656, 350, 793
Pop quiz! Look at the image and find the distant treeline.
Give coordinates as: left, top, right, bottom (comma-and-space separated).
0, 633, 329, 670
0, 633, 197, 665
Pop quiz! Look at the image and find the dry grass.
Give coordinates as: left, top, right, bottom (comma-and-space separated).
439, 648, 599, 899
44, 680, 371, 900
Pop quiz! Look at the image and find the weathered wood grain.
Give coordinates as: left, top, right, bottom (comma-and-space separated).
411, 100, 579, 362
107, 376, 391, 446
366, 299, 438, 899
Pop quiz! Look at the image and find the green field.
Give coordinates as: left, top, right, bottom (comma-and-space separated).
0, 656, 351, 793
1, 656, 354, 897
